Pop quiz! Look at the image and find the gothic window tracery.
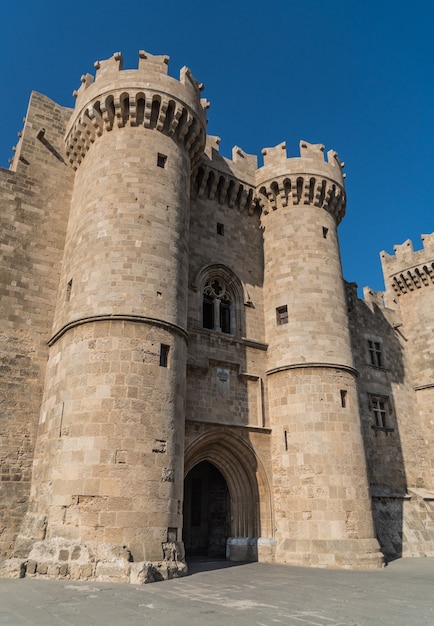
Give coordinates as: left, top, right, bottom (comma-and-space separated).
202, 277, 233, 334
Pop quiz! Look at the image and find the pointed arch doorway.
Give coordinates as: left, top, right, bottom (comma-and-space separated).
183, 431, 274, 562
183, 461, 230, 558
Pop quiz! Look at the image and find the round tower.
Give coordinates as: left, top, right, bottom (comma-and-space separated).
381, 234, 434, 487
257, 141, 383, 568
16, 51, 206, 583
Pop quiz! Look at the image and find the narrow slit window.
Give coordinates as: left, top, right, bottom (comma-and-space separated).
340, 390, 347, 408
217, 222, 224, 236
284, 430, 288, 451
66, 279, 73, 302
159, 344, 170, 368
157, 153, 167, 168
276, 305, 288, 325
322, 227, 328, 239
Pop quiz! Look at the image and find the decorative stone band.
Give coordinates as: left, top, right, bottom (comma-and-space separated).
65, 89, 206, 170
389, 262, 434, 296
193, 163, 256, 214
257, 174, 346, 224
48, 314, 188, 347
266, 362, 358, 377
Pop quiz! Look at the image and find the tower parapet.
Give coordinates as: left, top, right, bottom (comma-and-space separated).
381, 233, 434, 297
65, 51, 207, 170
256, 140, 346, 223
193, 135, 257, 214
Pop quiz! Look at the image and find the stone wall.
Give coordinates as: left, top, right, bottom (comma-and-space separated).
0, 93, 73, 557
1, 49, 433, 582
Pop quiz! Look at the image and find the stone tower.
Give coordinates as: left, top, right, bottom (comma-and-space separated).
13, 51, 207, 582
3, 47, 434, 584
381, 234, 434, 487
257, 141, 382, 567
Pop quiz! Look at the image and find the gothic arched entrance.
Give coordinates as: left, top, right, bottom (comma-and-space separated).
183, 461, 230, 557
183, 431, 274, 562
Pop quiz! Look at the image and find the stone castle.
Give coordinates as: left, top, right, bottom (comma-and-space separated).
1, 50, 433, 583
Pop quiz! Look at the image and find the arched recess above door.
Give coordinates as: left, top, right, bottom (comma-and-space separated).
184, 431, 273, 540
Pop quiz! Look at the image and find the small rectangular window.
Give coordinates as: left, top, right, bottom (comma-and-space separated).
217, 222, 224, 236
322, 227, 328, 239
340, 390, 347, 408
368, 340, 382, 367
276, 305, 288, 325
159, 344, 170, 367
157, 153, 167, 168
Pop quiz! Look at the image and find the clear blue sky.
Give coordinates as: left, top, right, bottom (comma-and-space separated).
1, 0, 433, 293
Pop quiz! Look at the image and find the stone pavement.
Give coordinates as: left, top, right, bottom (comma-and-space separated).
0, 557, 433, 626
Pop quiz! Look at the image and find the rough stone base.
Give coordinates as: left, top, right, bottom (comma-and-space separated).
275, 538, 384, 569
0, 538, 187, 584
372, 488, 434, 561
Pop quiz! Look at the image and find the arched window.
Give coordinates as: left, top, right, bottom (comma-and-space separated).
203, 277, 233, 334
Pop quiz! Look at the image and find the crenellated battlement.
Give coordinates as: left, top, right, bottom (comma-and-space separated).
256, 140, 346, 222
381, 233, 434, 296
65, 51, 208, 170
193, 135, 257, 213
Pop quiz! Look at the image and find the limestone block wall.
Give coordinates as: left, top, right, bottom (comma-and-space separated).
14, 51, 207, 579
54, 125, 191, 328
258, 141, 350, 368
347, 285, 426, 489
186, 336, 267, 428
0, 93, 73, 557
186, 140, 269, 437
188, 138, 264, 343
381, 234, 434, 484
268, 367, 379, 567
258, 141, 382, 568
21, 321, 186, 563
2, 46, 433, 581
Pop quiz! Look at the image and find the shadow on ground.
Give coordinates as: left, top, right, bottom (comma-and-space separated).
186, 557, 249, 575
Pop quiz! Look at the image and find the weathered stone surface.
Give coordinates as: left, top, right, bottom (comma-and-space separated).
1, 48, 433, 583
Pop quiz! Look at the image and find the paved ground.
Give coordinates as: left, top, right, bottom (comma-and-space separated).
0, 557, 433, 625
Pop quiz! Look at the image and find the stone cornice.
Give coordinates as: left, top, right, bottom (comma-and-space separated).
266, 362, 358, 377
48, 314, 188, 346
